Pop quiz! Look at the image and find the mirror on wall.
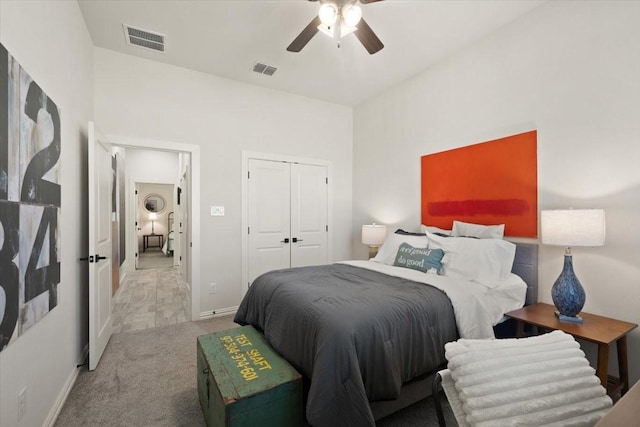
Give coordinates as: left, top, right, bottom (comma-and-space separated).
143, 193, 166, 213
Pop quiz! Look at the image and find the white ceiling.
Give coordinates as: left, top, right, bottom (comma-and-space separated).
78, 0, 545, 106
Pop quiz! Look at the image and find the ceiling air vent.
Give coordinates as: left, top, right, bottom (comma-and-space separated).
123, 24, 165, 53
252, 62, 277, 76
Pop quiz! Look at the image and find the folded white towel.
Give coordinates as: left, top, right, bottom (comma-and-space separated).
459, 364, 596, 398
463, 375, 602, 409
444, 331, 612, 427
450, 348, 586, 377
448, 330, 575, 354
456, 357, 595, 388
473, 396, 612, 427
446, 331, 579, 368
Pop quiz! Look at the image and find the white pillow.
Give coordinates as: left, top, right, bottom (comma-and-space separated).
426, 231, 515, 286
451, 221, 505, 239
420, 224, 451, 236
372, 232, 428, 265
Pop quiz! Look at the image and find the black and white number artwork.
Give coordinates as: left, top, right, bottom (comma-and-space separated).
0, 42, 61, 351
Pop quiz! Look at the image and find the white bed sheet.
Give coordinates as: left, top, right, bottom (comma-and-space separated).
339, 260, 526, 339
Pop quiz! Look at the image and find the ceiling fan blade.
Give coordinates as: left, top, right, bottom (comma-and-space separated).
360, 0, 385, 3
354, 18, 384, 54
287, 16, 322, 52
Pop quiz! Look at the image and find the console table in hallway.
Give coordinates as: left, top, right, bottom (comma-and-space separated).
143, 234, 163, 252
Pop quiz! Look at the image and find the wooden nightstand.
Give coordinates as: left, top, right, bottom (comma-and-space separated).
505, 303, 638, 398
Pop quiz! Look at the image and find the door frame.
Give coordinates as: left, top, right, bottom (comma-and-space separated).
241, 151, 333, 296
105, 133, 201, 321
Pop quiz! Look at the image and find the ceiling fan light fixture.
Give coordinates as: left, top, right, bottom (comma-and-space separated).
319, 3, 338, 25
342, 4, 362, 27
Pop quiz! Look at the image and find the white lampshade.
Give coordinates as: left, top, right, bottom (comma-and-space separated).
149, 212, 158, 220
362, 224, 387, 247
342, 4, 362, 27
541, 209, 605, 247
319, 3, 338, 25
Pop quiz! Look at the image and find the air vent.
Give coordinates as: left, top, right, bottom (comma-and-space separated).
252, 62, 277, 76
123, 24, 165, 53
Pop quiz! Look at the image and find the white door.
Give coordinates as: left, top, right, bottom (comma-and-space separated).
134, 184, 140, 269
247, 159, 328, 285
88, 121, 113, 371
248, 159, 291, 284
179, 169, 189, 282
291, 163, 328, 268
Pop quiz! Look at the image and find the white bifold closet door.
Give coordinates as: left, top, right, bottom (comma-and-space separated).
248, 159, 328, 285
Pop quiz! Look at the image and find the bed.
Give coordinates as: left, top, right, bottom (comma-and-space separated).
234, 230, 538, 427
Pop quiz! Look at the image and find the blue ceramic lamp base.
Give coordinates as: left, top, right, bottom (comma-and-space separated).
551, 253, 585, 324
554, 311, 583, 323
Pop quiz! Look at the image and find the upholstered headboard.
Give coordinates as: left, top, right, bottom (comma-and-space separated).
512, 242, 538, 306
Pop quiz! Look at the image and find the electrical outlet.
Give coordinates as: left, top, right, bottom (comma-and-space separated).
18, 387, 26, 421
210, 283, 217, 294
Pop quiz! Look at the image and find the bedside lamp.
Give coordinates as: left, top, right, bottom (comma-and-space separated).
362, 224, 387, 259
149, 212, 157, 235
541, 209, 605, 323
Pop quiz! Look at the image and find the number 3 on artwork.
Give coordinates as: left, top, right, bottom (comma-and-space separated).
0, 202, 19, 349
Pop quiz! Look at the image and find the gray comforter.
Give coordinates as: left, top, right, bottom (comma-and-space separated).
234, 263, 458, 427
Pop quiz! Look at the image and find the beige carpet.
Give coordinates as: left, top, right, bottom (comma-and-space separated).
54, 317, 456, 426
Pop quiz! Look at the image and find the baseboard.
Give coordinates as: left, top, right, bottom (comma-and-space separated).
200, 305, 238, 319
43, 344, 88, 427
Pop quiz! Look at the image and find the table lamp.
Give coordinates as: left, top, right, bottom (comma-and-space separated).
362, 224, 387, 259
149, 212, 157, 235
541, 209, 606, 323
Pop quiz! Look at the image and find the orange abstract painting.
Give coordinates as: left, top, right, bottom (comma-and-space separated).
421, 130, 537, 237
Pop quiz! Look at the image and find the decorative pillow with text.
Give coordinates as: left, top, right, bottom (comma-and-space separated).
393, 243, 444, 273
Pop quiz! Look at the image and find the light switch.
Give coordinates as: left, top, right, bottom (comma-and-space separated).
211, 206, 225, 216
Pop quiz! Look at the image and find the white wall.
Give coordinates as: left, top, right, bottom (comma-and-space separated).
353, 0, 640, 383
125, 148, 180, 185
0, 1, 94, 426
93, 48, 353, 315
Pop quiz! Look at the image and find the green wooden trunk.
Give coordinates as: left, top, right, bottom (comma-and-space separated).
197, 325, 303, 427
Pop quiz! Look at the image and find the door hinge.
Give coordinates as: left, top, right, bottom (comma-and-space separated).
248, 171, 250, 179
135, 253, 138, 258
326, 225, 328, 232
190, 242, 192, 247
326, 177, 328, 184
135, 190, 138, 195
248, 227, 250, 234
135, 221, 138, 226
180, 256, 182, 261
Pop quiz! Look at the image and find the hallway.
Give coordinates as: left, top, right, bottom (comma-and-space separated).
112, 267, 190, 333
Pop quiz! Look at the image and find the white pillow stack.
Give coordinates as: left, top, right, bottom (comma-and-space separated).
372, 223, 516, 286
445, 331, 612, 427
426, 231, 515, 287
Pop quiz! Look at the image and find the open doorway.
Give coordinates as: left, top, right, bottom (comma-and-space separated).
101, 134, 200, 332
136, 182, 175, 270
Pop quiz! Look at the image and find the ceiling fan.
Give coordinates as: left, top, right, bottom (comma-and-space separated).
287, 0, 385, 54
